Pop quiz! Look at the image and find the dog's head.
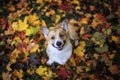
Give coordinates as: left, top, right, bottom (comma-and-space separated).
41, 21, 69, 50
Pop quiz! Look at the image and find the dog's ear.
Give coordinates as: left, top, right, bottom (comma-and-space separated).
62, 20, 68, 31
41, 27, 49, 38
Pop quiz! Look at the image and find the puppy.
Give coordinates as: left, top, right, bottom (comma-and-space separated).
41, 20, 78, 65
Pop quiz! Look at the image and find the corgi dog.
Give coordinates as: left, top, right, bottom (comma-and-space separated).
41, 20, 78, 65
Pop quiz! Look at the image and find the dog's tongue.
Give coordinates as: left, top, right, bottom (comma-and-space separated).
57, 46, 63, 50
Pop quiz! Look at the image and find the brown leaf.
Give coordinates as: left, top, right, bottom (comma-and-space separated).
109, 65, 120, 74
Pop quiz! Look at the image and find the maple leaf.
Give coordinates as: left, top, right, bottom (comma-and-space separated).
27, 69, 35, 75
58, 66, 71, 80
91, 32, 106, 46
2, 72, 11, 80
6, 63, 12, 71
74, 41, 86, 57
26, 26, 40, 36
27, 13, 39, 25
36, 66, 48, 76
55, 15, 61, 23
13, 69, 23, 79
90, 5, 96, 11
95, 44, 108, 53
60, 3, 72, 11
93, 14, 106, 22
12, 17, 28, 31
109, 65, 120, 74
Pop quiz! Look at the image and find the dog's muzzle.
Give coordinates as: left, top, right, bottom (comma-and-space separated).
52, 40, 66, 51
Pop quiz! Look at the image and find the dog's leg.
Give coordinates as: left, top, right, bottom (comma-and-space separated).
75, 39, 79, 46
47, 59, 54, 65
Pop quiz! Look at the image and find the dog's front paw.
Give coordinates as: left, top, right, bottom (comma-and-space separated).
46, 60, 54, 65
75, 40, 79, 46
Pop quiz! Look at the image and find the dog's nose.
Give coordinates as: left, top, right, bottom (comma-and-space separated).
56, 41, 62, 46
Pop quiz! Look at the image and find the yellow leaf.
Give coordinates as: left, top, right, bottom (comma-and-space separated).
27, 13, 39, 25
26, 26, 39, 36
79, 41, 86, 47
111, 36, 118, 43
72, 0, 80, 5
14, 36, 22, 43
12, 17, 28, 31
91, 20, 99, 28
109, 53, 115, 59
49, 9, 55, 15
80, 27, 85, 35
85, 66, 91, 72
74, 46, 85, 57
9, 49, 20, 60
2, 72, 11, 80
69, 56, 76, 66
36, 66, 48, 76
55, 15, 61, 23
36, 0, 43, 4
6, 63, 12, 71
74, 41, 86, 57
27, 69, 35, 75
80, 18, 89, 24
93, 54, 99, 59
30, 44, 39, 53
23, 38, 30, 44
41, 20, 46, 26
13, 69, 23, 79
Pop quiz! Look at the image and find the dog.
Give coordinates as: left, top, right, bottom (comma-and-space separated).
41, 20, 78, 65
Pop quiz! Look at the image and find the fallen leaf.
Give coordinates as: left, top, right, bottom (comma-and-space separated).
90, 5, 96, 11
109, 65, 120, 74
58, 66, 71, 80
95, 44, 108, 53
36, 66, 48, 76
74, 41, 86, 57
69, 56, 76, 66
26, 26, 40, 36
2, 72, 11, 80
13, 69, 23, 79
6, 63, 12, 71
12, 17, 28, 31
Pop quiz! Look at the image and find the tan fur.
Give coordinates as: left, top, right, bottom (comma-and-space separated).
55, 19, 78, 41
41, 19, 79, 65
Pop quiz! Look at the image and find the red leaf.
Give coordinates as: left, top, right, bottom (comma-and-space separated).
60, 3, 72, 11
18, 42, 27, 52
82, 34, 92, 40
58, 66, 71, 80
16, 31, 26, 40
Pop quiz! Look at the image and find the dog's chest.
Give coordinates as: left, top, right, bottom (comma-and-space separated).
46, 42, 72, 60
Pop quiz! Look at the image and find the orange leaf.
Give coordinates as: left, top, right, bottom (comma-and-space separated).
90, 5, 96, 11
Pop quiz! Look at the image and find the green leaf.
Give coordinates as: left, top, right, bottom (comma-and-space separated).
26, 26, 40, 36
95, 44, 108, 53
112, 25, 120, 35
92, 32, 106, 45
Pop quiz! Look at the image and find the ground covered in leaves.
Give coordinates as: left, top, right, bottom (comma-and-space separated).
0, 0, 120, 80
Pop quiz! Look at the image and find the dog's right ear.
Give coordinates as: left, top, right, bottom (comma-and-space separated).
41, 27, 49, 38
62, 20, 68, 32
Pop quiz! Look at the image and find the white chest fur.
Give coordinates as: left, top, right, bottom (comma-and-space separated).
46, 40, 72, 65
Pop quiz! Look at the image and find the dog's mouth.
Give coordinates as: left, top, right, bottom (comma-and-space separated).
52, 41, 66, 51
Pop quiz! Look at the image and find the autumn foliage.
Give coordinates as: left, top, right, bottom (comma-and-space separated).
0, 0, 120, 80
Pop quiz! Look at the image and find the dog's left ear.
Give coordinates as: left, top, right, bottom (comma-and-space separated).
41, 27, 49, 38
62, 20, 68, 31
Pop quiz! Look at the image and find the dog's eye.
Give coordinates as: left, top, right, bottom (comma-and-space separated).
60, 34, 64, 37
51, 36, 55, 40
